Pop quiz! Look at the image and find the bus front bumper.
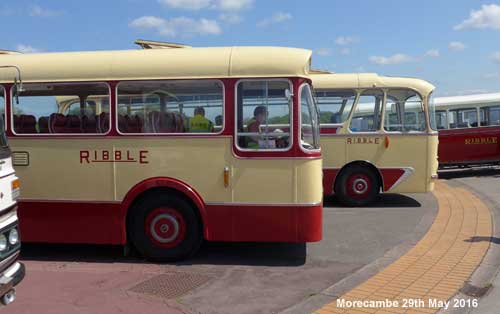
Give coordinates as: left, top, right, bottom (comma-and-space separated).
0, 261, 25, 303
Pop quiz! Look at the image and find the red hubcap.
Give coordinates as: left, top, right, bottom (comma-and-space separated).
346, 173, 372, 199
145, 208, 186, 248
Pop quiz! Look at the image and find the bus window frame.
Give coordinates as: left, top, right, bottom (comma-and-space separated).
299, 82, 321, 153
448, 107, 478, 129
348, 88, 386, 134
9, 81, 112, 136
115, 79, 226, 136
382, 89, 427, 134
234, 78, 294, 153
315, 88, 358, 129
435, 110, 448, 129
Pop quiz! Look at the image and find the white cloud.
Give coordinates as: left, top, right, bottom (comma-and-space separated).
16, 44, 40, 53
257, 12, 292, 27
335, 36, 359, 46
130, 16, 221, 37
216, 0, 253, 11
219, 13, 242, 24
449, 41, 466, 51
369, 54, 414, 65
29, 5, 63, 17
492, 52, 500, 63
159, 0, 253, 11
315, 48, 332, 56
159, 0, 211, 10
454, 4, 500, 30
340, 47, 351, 55
424, 49, 440, 58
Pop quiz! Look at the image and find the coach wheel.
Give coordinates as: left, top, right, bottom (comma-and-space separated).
335, 165, 379, 207
128, 193, 202, 262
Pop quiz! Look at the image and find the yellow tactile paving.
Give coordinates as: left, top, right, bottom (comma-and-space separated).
313, 181, 492, 314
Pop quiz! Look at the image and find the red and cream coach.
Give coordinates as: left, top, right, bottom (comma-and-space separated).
312, 73, 439, 206
0, 42, 323, 261
434, 92, 500, 167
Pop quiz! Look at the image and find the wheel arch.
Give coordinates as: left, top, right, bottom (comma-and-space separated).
121, 177, 208, 241
334, 160, 383, 194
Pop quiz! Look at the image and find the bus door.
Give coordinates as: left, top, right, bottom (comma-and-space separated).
346, 89, 430, 193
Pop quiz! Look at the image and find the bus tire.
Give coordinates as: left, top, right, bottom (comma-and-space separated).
128, 193, 202, 262
335, 165, 379, 207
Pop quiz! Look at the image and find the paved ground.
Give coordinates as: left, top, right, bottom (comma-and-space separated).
7, 192, 436, 314
313, 181, 492, 314
439, 167, 500, 314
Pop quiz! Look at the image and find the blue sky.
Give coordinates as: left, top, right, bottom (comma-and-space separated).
1, 0, 500, 96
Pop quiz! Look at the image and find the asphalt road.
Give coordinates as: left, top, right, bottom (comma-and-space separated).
9, 192, 437, 314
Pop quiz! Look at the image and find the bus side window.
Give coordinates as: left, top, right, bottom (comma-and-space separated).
12, 82, 110, 134
384, 89, 425, 132
116, 80, 223, 134
350, 89, 383, 132
315, 89, 356, 125
236, 80, 291, 150
481, 106, 500, 126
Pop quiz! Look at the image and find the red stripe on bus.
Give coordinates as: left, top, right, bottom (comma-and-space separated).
17, 200, 322, 244
438, 126, 500, 165
18, 201, 123, 244
379, 168, 406, 191
205, 203, 322, 242
322, 168, 340, 195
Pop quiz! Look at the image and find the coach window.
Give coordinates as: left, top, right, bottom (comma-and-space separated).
384, 89, 425, 132
12, 82, 110, 134
117, 80, 223, 134
349, 89, 383, 132
315, 90, 356, 124
0, 87, 4, 124
435, 111, 448, 129
236, 80, 291, 150
485, 106, 500, 126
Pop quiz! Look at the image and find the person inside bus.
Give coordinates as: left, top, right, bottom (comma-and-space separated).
246, 105, 270, 149
188, 106, 214, 133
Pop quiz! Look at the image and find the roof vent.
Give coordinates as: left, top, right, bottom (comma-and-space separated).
135, 39, 191, 49
0, 50, 21, 55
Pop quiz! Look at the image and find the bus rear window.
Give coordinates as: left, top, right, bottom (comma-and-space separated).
236, 80, 292, 150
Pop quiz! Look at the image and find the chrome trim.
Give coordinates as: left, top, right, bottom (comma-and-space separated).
0, 252, 18, 271
0, 211, 17, 230
2, 262, 20, 278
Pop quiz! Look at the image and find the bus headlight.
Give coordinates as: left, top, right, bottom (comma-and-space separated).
11, 179, 20, 201
0, 234, 7, 251
8, 229, 19, 245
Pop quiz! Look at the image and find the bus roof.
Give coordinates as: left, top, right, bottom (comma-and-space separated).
434, 92, 500, 106
0, 46, 312, 83
311, 73, 435, 96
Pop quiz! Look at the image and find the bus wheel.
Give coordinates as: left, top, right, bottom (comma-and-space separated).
335, 165, 379, 207
128, 193, 202, 262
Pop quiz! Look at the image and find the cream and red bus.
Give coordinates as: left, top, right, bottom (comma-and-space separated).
434, 93, 500, 167
0, 44, 322, 261
312, 73, 438, 206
